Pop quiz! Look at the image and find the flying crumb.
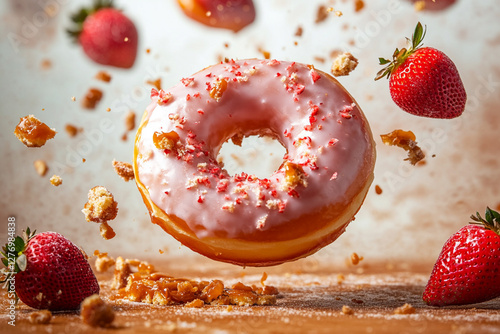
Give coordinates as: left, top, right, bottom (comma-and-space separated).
112, 160, 134, 182
50, 175, 62, 186
65, 124, 82, 137
33, 160, 48, 176
82, 186, 118, 223
414, 1, 426, 11
14, 115, 56, 148
80, 294, 115, 328
146, 78, 162, 90
81, 88, 103, 110
380, 129, 425, 165
354, 0, 365, 12
351, 252, 364, 265
295, 26, 303, 37
331, 52, 359, 77
124, 111, 136, 132
94, 250, 116, 273
95, 71, 112, 82
29, 310, 52, 324
315, 5, 329, 23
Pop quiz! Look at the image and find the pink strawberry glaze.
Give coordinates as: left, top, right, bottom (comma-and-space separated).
134, 59, 375, 263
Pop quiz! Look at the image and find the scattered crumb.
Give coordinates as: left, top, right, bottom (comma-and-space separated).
14, 115, 56, 147
33, 160, 48, 177
99, 222, 116, 240
124, 111, 136, 132
226, 305, 233, 312
80, 294, 115, 328
158, 249, 164, 254
185, 299, 204, 308
331, 52, 359, 77
295, 26, 303, 37
146, 78, 162, 90
50, 175, 62, 187
82, 186, 118, 223
354, 0, 365, 12
375, 185, 383, 195
81, 88, 103, 109
351, 253, 364, 265
112, 160, 134, 182
380, 129, 425, 165
394, 303, 416, 315
337, 274, 345, 285
95, 71, 112, 82
94, 250, 116, 273
29, 310, 52, 324
65, 124, 82, 137
106, 107, 111, 112
342, 305, 354, 315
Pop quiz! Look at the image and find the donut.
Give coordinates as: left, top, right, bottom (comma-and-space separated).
134, 59, 376, 266
177, 0, 256, 32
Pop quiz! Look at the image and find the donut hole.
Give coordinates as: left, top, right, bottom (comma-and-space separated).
217, 135, 286, 179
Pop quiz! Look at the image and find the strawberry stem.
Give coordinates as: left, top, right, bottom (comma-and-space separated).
0, 228, 36, 304
375, 22, 427, 81
470, 207, 500, 235
67, 0, 115, 41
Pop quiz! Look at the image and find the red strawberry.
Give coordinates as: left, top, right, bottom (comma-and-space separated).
423, 207, 500, 306
1, 228, 99, 311
177, 0, 256, 32
68, 0, 138, 68
375, 22, 466, 119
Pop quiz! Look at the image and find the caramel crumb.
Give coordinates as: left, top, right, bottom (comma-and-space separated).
14, 115, 56, 148
65, 124, 82, 137
380, 129, 425, 165
331, 52, 359, 77
94, 251, 116, 273
82, 88, 103, 109
146, 78, 162, 90
124, 111, 136, 132
258, 48, 271, 59
112, 160, 134, 182
351, 252, 364, 265
111, 257, 132, 290
33, 160, 48, 177
80, 294, 115, 328
394, 303, 416, 315
354, 0, 365, 12
82, 186, 118, 223
50, 175, 62, 187
29, 310, 52, 324
95, 71, 112, 83
342, 305, 354, 315
153, 130, 180, 150
375, 185, 383, 195
260, 272, 268, 286
283, 162, 308, 189
100, 222, 116, 240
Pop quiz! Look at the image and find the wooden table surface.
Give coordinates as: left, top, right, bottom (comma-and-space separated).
1, 257, 499, 334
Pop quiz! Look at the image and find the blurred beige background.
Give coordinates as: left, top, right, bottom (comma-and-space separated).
1, 0, 499, 270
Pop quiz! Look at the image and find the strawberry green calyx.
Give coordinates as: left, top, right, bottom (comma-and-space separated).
375, 22, 427, 81
67, 0, 115, 41
0, 228, 36, 303
470, 207, 500, 236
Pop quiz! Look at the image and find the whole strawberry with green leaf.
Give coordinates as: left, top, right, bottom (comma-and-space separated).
376, 22, 466, 119
423, 207, 500, 306
1, 228, 99, 311
68, 0, 138, 69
